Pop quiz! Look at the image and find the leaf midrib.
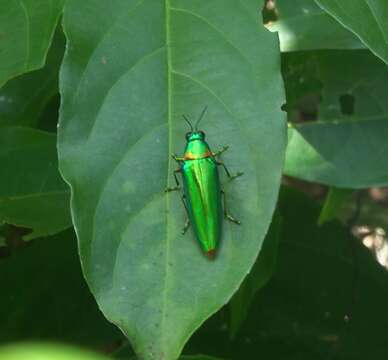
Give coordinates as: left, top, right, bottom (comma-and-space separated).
162, 0, 173, 350
160, 3, 260, 353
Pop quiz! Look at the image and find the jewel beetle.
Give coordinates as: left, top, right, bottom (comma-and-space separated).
166, 107, 243, 259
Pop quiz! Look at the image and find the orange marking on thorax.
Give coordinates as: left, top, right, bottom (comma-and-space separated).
184, 150, 213, 160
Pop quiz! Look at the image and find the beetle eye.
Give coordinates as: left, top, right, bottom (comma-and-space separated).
199, 131, 205, 138
185, 132, 192, 139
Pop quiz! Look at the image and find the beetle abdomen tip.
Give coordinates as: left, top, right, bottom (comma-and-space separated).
205, 249, 216, 260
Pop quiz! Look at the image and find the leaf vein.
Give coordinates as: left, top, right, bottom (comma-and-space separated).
87, 46, 165, 140
71, 0, 147, 105
0, 190, 69, 203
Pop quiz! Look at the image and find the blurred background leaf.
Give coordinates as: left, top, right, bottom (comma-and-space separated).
113, 343, 223, 360
236, 187, 388, 359
315, 0, 388, 65
183, 186, 388, 359
318, 187, 353, 225
0, 127, 71, 239
0, 229, 123, 346
0, 342, 110, 360
340, 189, 388, 230
180, 356, 224, 360
229, 210, 282, 338
0, 29, 65, 129
126, 355, 223, 360
284, 50, 388, 187
266, 0, 364, 52
0, 0, 64, 87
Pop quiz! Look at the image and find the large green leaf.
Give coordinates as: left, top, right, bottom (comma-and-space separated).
0, 230, 122, 345
315, 0, 388, 65
266, 0, 364, 52
284, 50, 388, 187
0, 29, 65, 128
58, 1, 286, 359
0, 127, 71, 238
0, 0, 64, 87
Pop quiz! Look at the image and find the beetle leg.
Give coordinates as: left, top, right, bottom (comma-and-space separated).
213, 145, 229, 157
171, 153, 185, 162
216, 161, 244, 181
221, 190, 241, 225
165, 171, 191, 233
165, 169, 182, 192
182, 218, 190, 235
179, 194, 191, 234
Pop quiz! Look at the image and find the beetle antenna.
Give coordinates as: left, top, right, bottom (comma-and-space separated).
195, 106, 208, 130
182, 115, 194, 132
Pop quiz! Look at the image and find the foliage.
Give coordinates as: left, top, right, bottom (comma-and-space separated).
58, 1, 285, 359
284, 50, 388, 187
1, 0, 388, 359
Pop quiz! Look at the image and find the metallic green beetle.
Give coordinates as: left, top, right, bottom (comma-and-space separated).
167, 107, 242, 259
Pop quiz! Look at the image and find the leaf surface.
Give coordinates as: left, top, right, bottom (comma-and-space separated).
58, 1, 286, 359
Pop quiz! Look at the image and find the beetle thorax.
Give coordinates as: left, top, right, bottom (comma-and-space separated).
184, 139, 212, 160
